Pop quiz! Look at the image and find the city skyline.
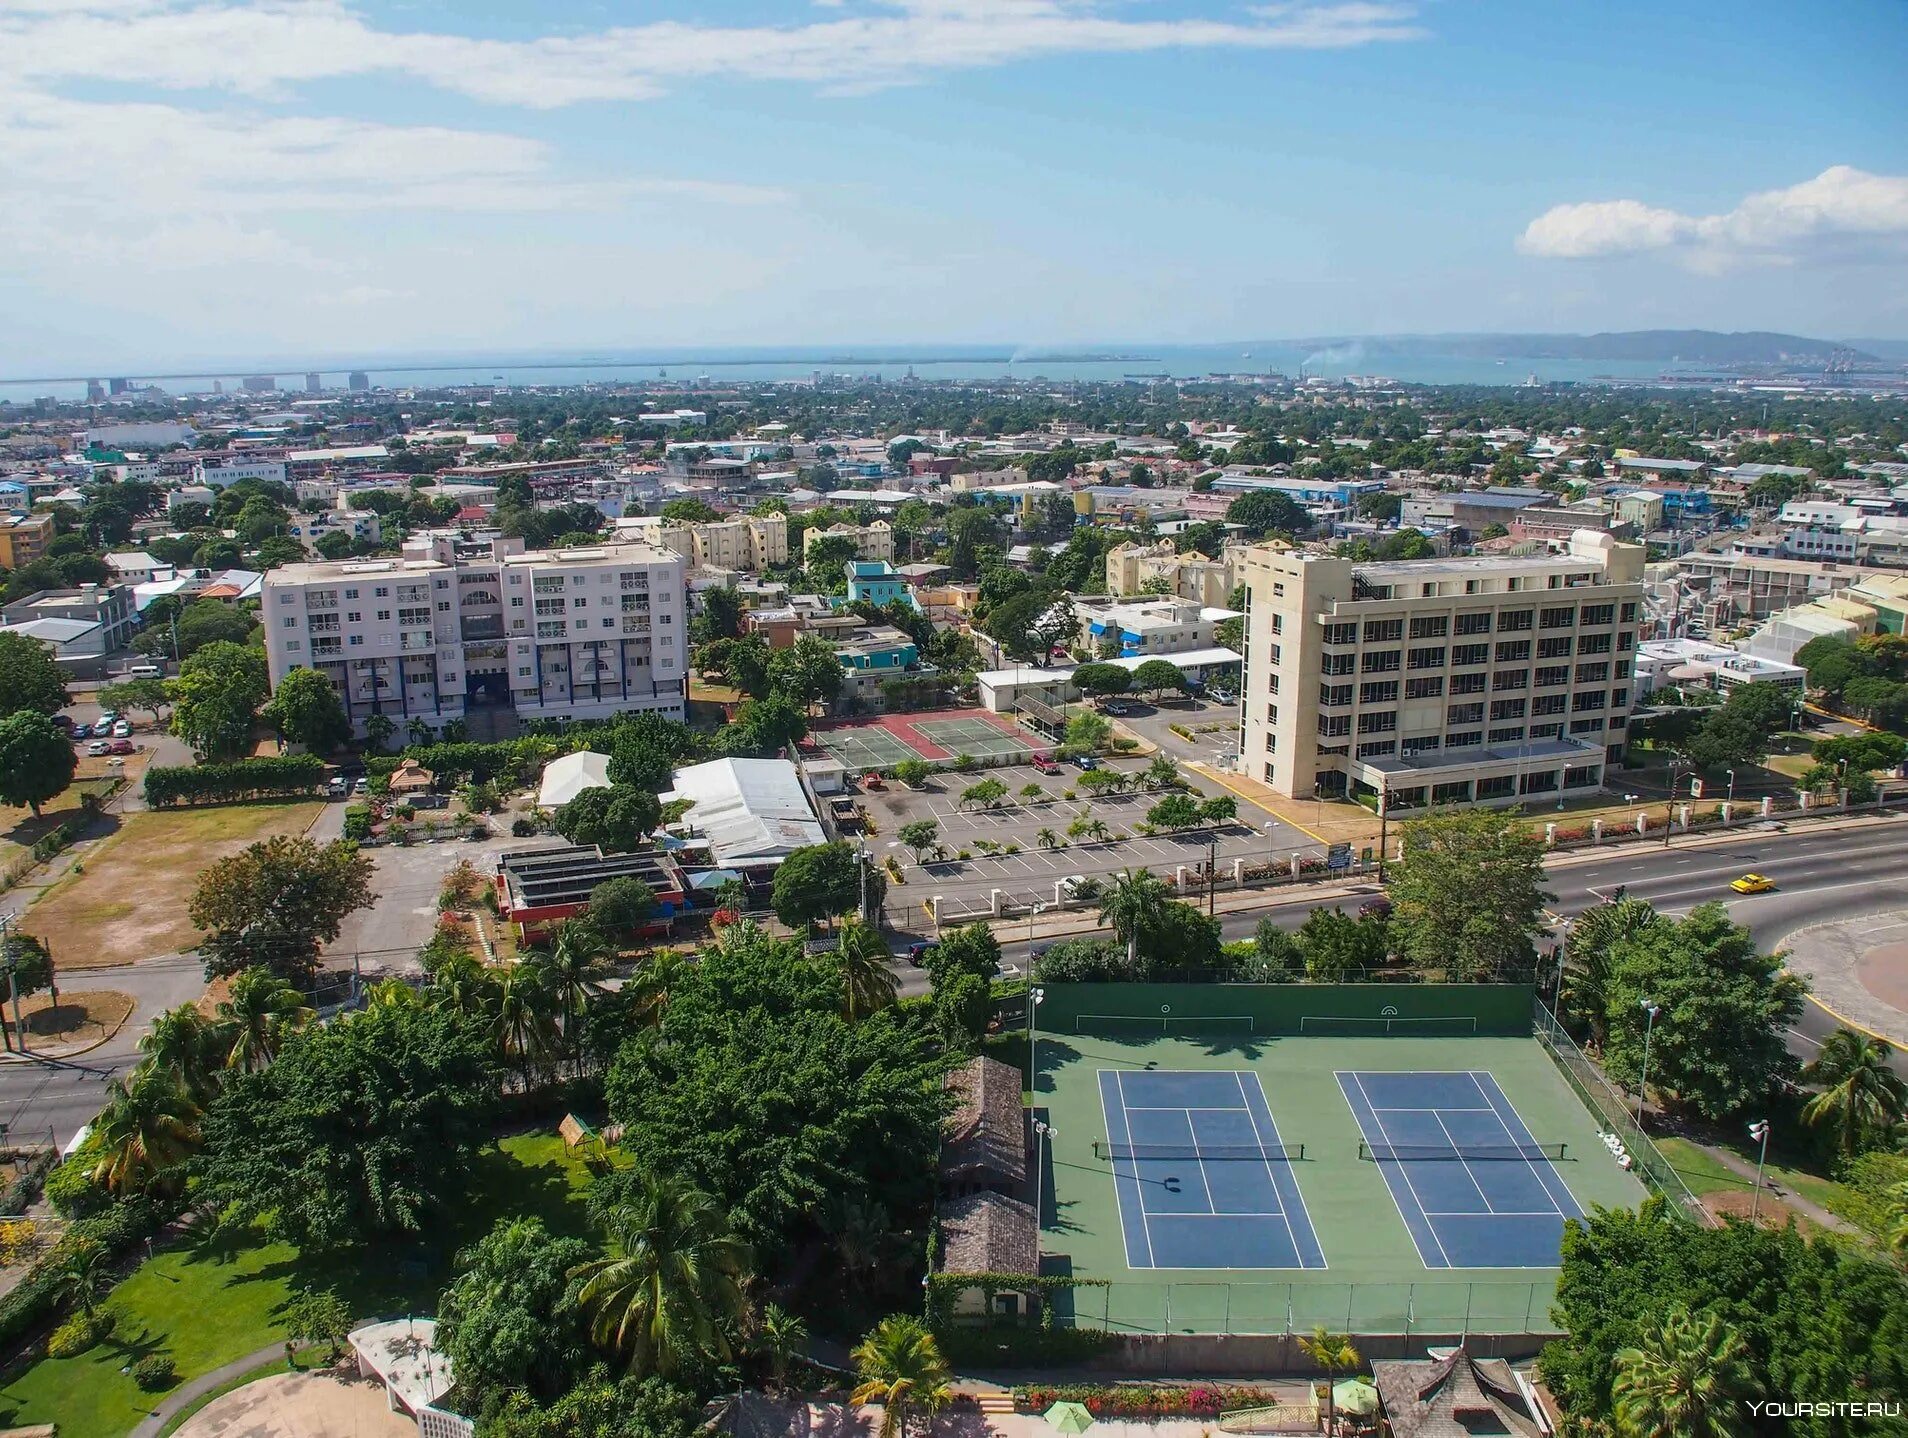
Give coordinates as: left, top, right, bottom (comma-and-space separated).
2, 0, 1904, 372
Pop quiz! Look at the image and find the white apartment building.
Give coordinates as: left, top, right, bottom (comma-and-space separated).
1240, 530, 1646, 810
1777, 500, 1908, 565
1076, 596, 1240, 657
802, 520, 894, 564
262, 535, 687, 735
195, 458, 288, 489
289, 507, 382, 553
1104, 539, 1246, 607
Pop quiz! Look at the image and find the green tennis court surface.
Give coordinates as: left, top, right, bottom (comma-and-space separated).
805, 726, 921, 769
1030, 984, 1649, 1338
913, 716, 1035, 756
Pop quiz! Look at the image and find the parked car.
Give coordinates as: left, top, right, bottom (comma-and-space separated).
325, 778, 349, 799
51, 714, 74, 734
1358, 896, 1394, 920
108, 738, 136, 755
1071, 754, 1099, 771
70, 722, 92, 739
1032, 756, 1060, 775
111, 720, 132, 738
87, 740, 111, 756
353, 777, 370, 795
1104, 701, 1133, 716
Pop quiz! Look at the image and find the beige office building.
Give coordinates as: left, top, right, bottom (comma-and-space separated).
1240, 530, 1646, 810
263, 533, 688, 735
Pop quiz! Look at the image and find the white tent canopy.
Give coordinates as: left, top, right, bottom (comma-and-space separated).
538, 750, 613, 809
664, 757, 825, 868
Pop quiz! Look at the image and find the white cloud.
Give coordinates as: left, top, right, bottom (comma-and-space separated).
1518, 166, 1908, 268
0, 0, 1425, 107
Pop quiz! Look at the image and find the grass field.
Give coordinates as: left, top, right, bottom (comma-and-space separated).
0, 776, 122, 866
0, 1132, 610, 1438
24, 801, 324, 969
1035, 1029, 1648, 1338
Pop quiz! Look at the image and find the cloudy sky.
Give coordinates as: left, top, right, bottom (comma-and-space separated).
2, 0, 1904, 372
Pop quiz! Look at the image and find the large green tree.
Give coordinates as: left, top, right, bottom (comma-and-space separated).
187, 834, 375, 984
1612, 1306, 1755, 1438
169, 640, 269, 760
554, 785, 662, 854
771, 841, 865, 929
261, 668, 350, 754
1601, 903, 1805, 1121
437, 1216, 593, 1405
0, 632, 69, 716
1130, 658, 1187, 699
849, 1316, 954, 1438
0, 711, 77, 816
1799, 1028, 1908, 1160
1097, 867, 1173, 968
1386, 808, 1551, 981
768, 635, 845, 712
199, 1003, 498, 1248
603, 924, 945, 1269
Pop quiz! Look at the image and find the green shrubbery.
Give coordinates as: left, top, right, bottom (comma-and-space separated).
46, 1310, 113, 1358
145, 755, 327, 807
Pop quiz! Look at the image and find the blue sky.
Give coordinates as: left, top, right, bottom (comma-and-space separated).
1, 0, 1904, 372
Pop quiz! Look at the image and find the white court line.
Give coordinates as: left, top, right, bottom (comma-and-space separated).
1236, 1070, 1327, 1271
1422, 1211, 1566, 1218
1107, 1069, 1157, 1268
1371, 1105, 1496, 1113
1466, 1071, 1574, 1219
1349, 1071, 1455, 1268
1431, 1111, 1498, 1215
1124, 1104, 1255, 1112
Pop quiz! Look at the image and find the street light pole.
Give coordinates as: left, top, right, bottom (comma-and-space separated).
1636, 1000, 1660, 1128
1376, 780, 1389, 882
1726, 767, 1736, 816
1748, 1118, 1771, 1223
1032, 1118, 1054, 1263
1026, 985, 1045, 1096
1206, 830, 1218, 918
0, 911, 22, 1056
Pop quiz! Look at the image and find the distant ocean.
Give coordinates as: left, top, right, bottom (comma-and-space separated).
0, 342, 1711, 405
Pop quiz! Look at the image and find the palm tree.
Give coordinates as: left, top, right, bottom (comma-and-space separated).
1296, 1326, 1360, 1431
428, 952, 500, 1019
1886, 1181, 1908, 1257
406, 717, 432, 747
568, 1171, 753, 1377
834, 920, 900, 1022
216, 967, 312, 1073
362, 977, 422, 1008
89, 1067, 201, 1195
1611, 1305, 1752, 1438
849, 1315, 953, 1438
538, 919, 611, 1067
51, 1242, 111, 1320
757, 1303, 808, 1390
1800, 1028, 1908, 1159
491, 962, 557, 1080
138, 1003, 229, 1104
621, 949, 689, 1031
1035, 827, 1060, 851
1098, 868, 1172, 968
1564, 898, 1658, 1046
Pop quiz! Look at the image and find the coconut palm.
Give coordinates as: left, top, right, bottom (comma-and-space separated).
89, 1067, 201, 1194
1098, 867, 1172, 968
406, 717, 432, 747
568, 1171, 753, 1377
1564, 898, 1658, 1046
621, 948, 690, 1031
833, 920, 900, 1022
50, 1241, 112, 1319
362, 977, 422, 1008
1800, 1028, 1908, 1158
491, 962, 557, 1078
216, 967, 313, 1073
1296, 1326, 1360, 1431
1611, 1305, 1752, 1438
138, 1003, 229, 1103
757, 1302, 808, 1390
849, 1315, 953, 1438
1035, 827, 1060, 850
537, 919, 611, 1064
428, 951, 500, 1019
1145, 753, 1179, 789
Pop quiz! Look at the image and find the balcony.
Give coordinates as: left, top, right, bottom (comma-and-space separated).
460, 617, 506, 642
400, 632, 434, 654
623, 617, 650, 635
305, 596, 338, 612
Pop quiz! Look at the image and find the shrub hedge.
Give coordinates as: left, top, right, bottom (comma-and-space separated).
145, 755, 328, 807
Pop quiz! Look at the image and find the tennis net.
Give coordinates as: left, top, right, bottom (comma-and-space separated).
1093, 1141, 1304, 1162
1358, 1141, 1566, 1162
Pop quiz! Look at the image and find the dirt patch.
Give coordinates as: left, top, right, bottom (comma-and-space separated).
13, 988, 135, 1047
1855, 942, 1908, 1014
174, 1368, 418, 1438
1704, 1187, 1820, 1232
24, 802, 324, 970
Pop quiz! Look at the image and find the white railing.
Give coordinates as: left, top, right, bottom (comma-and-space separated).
417, 1405, 476, 1438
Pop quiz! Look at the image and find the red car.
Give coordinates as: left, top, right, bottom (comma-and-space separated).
108, 738, 136, 755
1032, 756, 1060, 775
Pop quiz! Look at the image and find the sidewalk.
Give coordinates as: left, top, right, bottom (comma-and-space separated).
127, 1341, 305, 1438
1775, 910, 1908, 1046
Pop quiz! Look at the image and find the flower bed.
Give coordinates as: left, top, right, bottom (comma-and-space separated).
1013, 1384, 1289, 1417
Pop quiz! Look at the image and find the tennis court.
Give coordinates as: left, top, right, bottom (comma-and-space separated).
1032, 981, 1650, 1338
800, 709, 1035, 769
1098, 1069, 1325, 1271
1337, 1070, 1584, 1270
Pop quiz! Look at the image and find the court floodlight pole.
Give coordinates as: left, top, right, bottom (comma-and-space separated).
1636, 1000, 1660, 1128
1026, 985, 1044, 1097
1748, 1118, 1771, 1222
1032, 1118, 1053, 1265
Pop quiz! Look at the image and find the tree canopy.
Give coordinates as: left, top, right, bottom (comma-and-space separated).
0, 711, 77, 816
187, 834, 375, 984
261, 669, 350, 754
771, 842, 865, 928
1386, 808, 1550, 980
169, 640, 269, 760
554, 785, 661, 854
0, 632, 69, 717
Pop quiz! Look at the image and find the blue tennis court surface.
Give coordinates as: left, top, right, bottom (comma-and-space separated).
1097, 1069, 1325, 1271
1337, 1070, 1584, 1270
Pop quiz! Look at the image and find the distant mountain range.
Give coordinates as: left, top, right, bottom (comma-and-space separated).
1282, 331, 1884, 364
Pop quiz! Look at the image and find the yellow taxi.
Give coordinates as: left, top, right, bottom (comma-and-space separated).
1729, 873, 1777, 895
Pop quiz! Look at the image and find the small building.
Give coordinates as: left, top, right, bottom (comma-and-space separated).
664, 757, 826, 871
538, 750, 613, 809
387, 758, 436, 797
834, 624, 919, 673
934, 1191, 1039, 1320
347, 1318, 469, 1437
494, 844, 687, 939
1371, 1349, 1547, 1438
940, 1055, 1027, 1195
844, 560, 912, 609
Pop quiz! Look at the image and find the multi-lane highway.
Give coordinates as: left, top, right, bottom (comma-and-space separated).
993, 812, 1908, 1073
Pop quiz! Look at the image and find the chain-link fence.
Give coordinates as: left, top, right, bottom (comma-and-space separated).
1532, 997, 1709, 1225
1049, 1279, 1560, 1338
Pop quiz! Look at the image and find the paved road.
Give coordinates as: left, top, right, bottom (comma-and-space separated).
985, 814, 1908, 1077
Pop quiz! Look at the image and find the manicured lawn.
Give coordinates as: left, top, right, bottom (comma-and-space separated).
1656, 1135, 1854, 1230
25, 801, 324, 968
0, 1132, 610, 1438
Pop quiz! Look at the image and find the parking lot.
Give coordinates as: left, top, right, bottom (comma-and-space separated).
1107, 694, 1245, 766
854, 754, 1320, 922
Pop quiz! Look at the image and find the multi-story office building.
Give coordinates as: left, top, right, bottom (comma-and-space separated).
262, 535, 687, 734
1239, 529, 1646, 810
616, 513, 788, 571
0, 512, 55, 569
802, 520, 894, 563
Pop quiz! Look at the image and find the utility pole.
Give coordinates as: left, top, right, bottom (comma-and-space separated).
1748, 1118, 1772, 1223
1636, 1000, 1660, 1128
1206, 830, 1219, 918
0, 913, 23, 1055
1376, 780, 1390, 882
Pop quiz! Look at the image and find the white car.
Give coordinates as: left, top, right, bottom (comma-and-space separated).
111, 720, 132, 738
87, 739, 111, 756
